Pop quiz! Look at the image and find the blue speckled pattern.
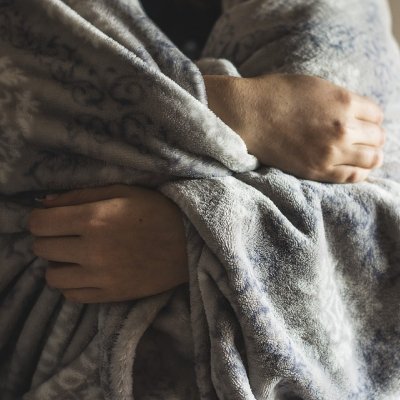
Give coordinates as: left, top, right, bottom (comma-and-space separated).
0, 0, 399, 399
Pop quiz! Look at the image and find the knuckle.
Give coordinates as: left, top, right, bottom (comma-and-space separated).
371, 126, 385, 148
374, 151, 384, 168
86, 214, 102, 231
335, 89, 352, 106
85, 199, 120, 229
366, 99, 384, 124
87, 197, 128, 231
84, 206, 105, 231
331, 119, 347, 140
370, 152, 380, 168
107, 197, 126, 214
346, 171, 360, 183
346, 169, 369, 183
364, 150, 382, 169
109, 196, 128, 211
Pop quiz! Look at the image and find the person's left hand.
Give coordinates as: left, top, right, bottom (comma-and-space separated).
28, 184, 188, 303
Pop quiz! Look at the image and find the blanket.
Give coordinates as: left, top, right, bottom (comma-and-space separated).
0, 0, 399, 399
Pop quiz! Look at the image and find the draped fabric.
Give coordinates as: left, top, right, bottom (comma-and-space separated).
0, 1, 399, 399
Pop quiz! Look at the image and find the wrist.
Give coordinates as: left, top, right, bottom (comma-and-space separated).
203, 74, 267, 157
203, 74, 246, 136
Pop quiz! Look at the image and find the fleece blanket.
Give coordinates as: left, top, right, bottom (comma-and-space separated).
0, 0, 399, 399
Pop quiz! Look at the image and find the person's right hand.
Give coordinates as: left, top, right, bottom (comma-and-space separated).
204, 73, 385, 183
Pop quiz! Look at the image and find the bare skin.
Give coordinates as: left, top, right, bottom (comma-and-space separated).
29, 185, 188, 303
29, 73, 386, 303
204, 74, 385, 183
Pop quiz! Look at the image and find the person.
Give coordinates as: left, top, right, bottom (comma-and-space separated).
27, 0, 385, 304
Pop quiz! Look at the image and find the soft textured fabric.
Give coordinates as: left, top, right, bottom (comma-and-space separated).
0, 0, 399, 399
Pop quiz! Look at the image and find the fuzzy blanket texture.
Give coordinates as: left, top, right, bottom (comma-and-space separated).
0, 0, 400, 399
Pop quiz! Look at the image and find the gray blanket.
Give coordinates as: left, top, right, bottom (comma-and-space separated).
0, 0, 399, 399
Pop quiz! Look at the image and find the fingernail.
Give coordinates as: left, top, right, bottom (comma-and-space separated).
34, 195, 46, 202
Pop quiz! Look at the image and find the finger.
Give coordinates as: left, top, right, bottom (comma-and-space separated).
352, 94, 384, 124
61, 288, 105, 304
28, 204, 91, 236
46, 263, 98, 290
349, 121, 385, 147
32, 236, 84, 264
330, 166, 371, 183
337, 146, 383, 169
39, 184, 132, 208
312, 166, 371, 183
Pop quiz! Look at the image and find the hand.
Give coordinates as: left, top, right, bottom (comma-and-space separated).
204, 73, 385, 183
28, 185, 188, 303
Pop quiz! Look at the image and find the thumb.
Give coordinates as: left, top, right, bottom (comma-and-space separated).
38, 184, 130, 207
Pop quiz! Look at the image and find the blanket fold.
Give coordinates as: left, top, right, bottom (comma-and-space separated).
0, 0, 399, 399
